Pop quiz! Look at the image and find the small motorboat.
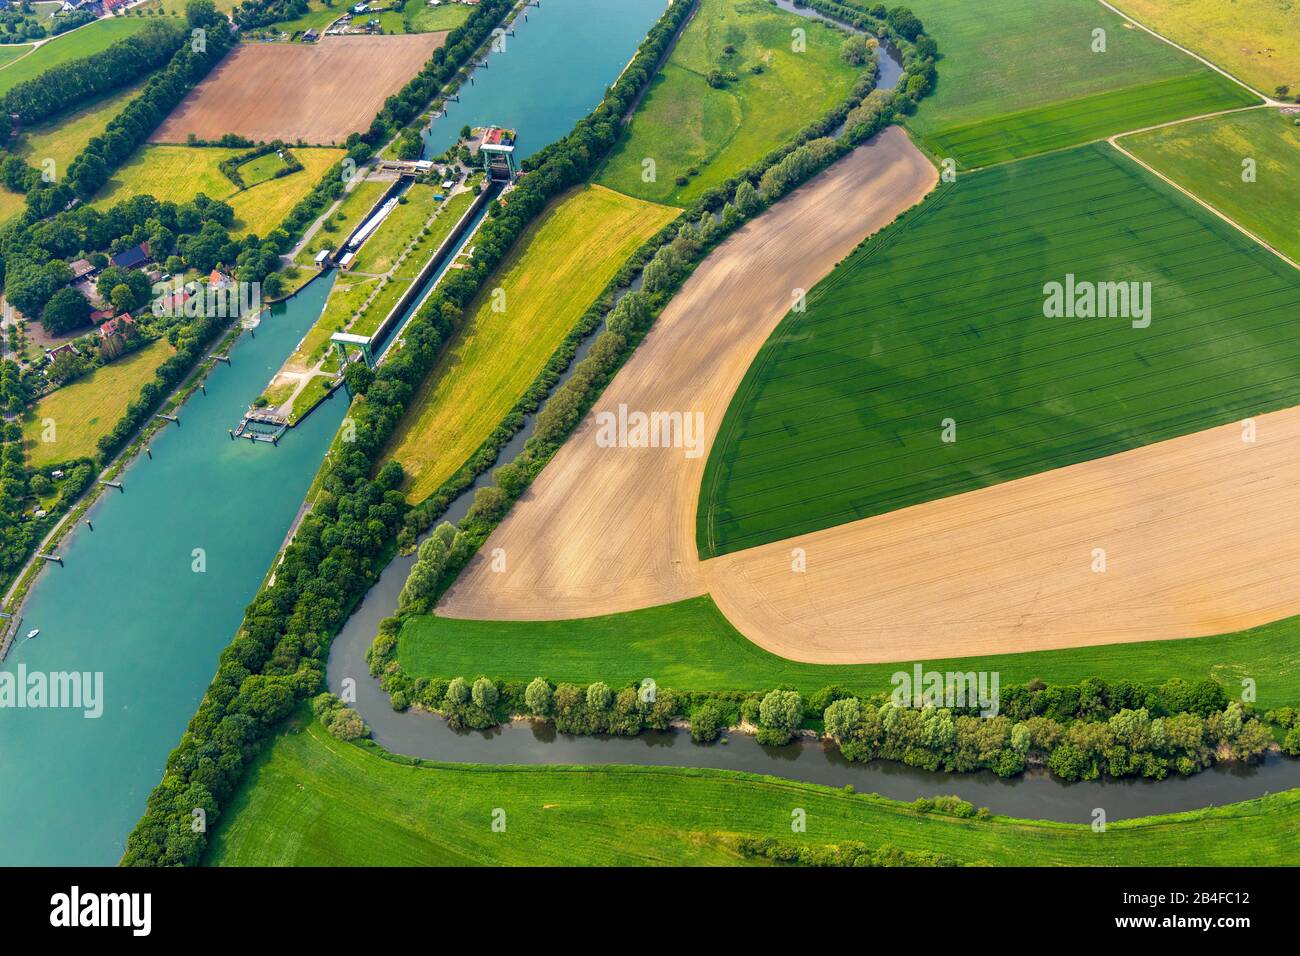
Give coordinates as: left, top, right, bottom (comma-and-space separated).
25, 628, 39, 640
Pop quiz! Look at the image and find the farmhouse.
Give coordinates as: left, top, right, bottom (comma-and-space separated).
69, 258, 96, 281
98, 313, 134, 339
109, 242, 151, 270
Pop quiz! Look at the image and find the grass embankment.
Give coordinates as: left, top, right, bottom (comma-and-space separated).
596, 0, 861, 206
282, 186, 472, 375
387, 183, 678, 503
295, 178, 389, 267
1121, 107, 1300, 263
0, 17, 155, 96
92, 144, 345, 237
349, 183, 441, 275
1110, 0, 1299, 96
903, 0, 1259, 167
19, 338, 173, 467
204, 715, 1300, 866
400, 595, 1300, 708
699, 142, 1300, 556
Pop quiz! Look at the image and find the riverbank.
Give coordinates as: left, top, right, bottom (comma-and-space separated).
203, 712, 1300, 865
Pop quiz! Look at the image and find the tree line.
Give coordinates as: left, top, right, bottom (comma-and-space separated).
18, 2, 236, 216
0, 20, 184, 130
119, 0, 590, 866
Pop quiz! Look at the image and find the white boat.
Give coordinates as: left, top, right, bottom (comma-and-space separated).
25, 629, 39, 640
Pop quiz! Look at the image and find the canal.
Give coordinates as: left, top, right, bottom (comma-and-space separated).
0, 0, 668, 866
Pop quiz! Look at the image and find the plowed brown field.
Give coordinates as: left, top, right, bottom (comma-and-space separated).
437, 129, 938, 619
704, 407, 1300, 662
150, 35, 447, 146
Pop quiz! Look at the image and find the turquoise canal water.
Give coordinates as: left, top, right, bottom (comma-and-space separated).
423, 0, 666, 160
0, 0, 665, 865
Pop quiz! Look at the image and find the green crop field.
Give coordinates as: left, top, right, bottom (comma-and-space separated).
0, 17, 156, 96
13, 76, 150, 174
400, 595, 1300, 707
596, 0, 862, 206
204, 713, 1300, 866
1121, 107, 1300, 263
904, 0, 1258, 167
924, 72, 1258, 169
20, 338, 173, 467
699, 143, 1300, 556
93, 144, 344, 237
387, 184, 678, 503
1110, 0, 1300, 97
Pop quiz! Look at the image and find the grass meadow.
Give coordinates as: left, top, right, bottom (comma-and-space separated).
204, 714, 1300, 866
1122, 106, 1300, 263
399, 595, 1300, 708
93, 144, 344, 237
20, 338, 173, 467
13, 76, 151, 174
903, 0, 1258, 167
0, 17, 156, 96
699, 143, 1300, 556
1110, 0, 1300, 96
596, 0, 862, 206
387, 184, 678, 503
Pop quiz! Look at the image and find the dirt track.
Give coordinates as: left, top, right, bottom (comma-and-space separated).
704, 407, 1300, 662
438, 128, 938, 619
150, 35, 447, 146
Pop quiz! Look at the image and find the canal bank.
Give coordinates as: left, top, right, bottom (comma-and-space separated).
0, 0, 669, 865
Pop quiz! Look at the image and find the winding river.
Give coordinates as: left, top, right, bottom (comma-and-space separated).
5, 0, 1292, 867
0, 0, 667, 866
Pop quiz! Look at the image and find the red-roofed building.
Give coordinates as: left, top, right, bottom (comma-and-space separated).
99, 313, 134, 338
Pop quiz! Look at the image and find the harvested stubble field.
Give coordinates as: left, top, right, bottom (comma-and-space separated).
437, 130, 937, 619
149, 35, 448, 146
703, 405, 1300, 663
700, 142, 1300, 557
